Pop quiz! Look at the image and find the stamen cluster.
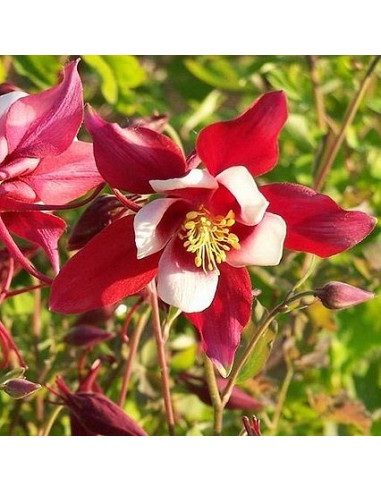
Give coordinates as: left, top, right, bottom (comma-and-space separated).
178, 207, 240, 274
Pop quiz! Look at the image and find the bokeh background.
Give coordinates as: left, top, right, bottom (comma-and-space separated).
0, 55, 380, 436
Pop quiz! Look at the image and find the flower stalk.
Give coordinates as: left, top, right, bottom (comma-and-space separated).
149, 280, 176, 435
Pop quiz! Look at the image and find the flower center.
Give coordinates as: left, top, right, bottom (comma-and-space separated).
178, 206, 240, 274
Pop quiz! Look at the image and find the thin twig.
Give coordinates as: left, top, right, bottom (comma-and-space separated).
314, 55, 380, 191
306, 55, 327, 131
118, 307, 151, 407
149, 280, 175, 435
203, 354, 223, 436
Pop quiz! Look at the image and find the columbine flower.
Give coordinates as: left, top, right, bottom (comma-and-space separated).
314, 281, 375, 310
0, 60, 102, 274
50, 91, 375, 375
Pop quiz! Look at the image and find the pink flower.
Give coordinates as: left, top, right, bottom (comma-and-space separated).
0, 61, 103, 275
50, 91, 375, 374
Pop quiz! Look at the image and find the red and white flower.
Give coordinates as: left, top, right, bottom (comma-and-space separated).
0, 61, 102, 275
50, 91, 376, 374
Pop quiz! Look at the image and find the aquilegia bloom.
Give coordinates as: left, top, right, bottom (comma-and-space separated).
50, 91, 375, 374
0, 60, 102, 274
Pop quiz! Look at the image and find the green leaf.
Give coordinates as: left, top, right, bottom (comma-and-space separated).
184, 57, 247, 91
82, 55, 145, 105
0, 58, 6, 83
12, 55, 61, 88
236, 320, 278, 383
181, 89, 224, 137
82, 55, 118, 104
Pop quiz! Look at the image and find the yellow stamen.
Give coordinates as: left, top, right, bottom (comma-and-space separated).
178, 206, 240, 274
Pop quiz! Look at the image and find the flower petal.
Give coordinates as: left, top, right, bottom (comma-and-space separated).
196, 91, 287, 177
50, 215, 160, 314
134, 198, 189, 259
215, 166, 269, 225
185, 263, 253, 376
0, 91, 28, 119
5, 61, 83, 158
227, 212, 286, 267
0, 91, 28, 162
261, 183, 376, 257
21, 141, 103, 205
157, 237, 219, 312
150, 168, 218, 194
85, 107, 187, 194
2, 211, 66, 273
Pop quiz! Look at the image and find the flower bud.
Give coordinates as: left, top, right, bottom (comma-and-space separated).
55, 377, 148, 436
242, 415, 262, 436
75, 305, 116, 325
180, 373, 262, 411
63, 325, 114, 348
314, 282, 374, 310
67, 195, 123, 251
0, 378, 41, 399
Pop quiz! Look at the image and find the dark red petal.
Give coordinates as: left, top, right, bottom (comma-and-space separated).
2, 211, 66, 273
185, 263, 253, 376
260, 183, 376, 257
50, 215, 160, 314
6, 61, 83, 158
85, 107, 187, 194
196, 91, 287, 177
21, 141, 103, 205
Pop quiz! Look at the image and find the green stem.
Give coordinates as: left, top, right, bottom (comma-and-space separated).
43, 405, 63, 436
313, 55, 380, 192
203, 354, 223, 436
221, 291, 313, 408
269, 362, 294, 435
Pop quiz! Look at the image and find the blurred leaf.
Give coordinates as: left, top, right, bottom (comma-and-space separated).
181, 89, 224, 138
236, 320, 278, 383
0, 59, 6, 83
82, 55, 145, 105
184, 57, 247, 91
12, 55, 61, 88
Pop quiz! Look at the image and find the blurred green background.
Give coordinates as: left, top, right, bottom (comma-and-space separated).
0, 55, 380, 436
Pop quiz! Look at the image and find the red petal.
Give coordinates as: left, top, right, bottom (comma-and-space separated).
22, 141, 103, 205
260, 183, 376, 257
2, 211, 66, 273
5, 61, 83, 158
50, 215, 160, 314
85, 107, 187, 194
196, 91, 287, 177
186, 263, 252, 376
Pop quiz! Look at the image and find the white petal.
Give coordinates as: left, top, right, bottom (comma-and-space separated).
0, 91, 28, 119
150, 168, 218, 193
157, 239, 219, 312
134, 198, 181, 259
216, 166, 269, 225
227, 212, 287, 267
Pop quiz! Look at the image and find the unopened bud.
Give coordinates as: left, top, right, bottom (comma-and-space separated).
67, 195, 123, 250
0, 378, 41, 399
64, 325, 114, 348
314, 282, 374, 310
55, 377, 147, 436
242, 415, 262, 436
